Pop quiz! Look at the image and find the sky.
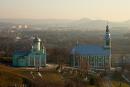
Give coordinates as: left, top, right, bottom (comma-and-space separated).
0, 0, 130, 21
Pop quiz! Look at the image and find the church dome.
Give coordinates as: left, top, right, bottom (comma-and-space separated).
33, 36, 41, 42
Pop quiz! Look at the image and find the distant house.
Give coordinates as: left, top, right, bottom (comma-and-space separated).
13, 36, 46, 67
70, 25, 111, 70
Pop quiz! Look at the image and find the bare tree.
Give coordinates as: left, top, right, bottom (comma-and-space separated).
79, 58, 90, 79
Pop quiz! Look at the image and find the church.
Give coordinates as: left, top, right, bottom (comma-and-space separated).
13, 36, 46, 67
70, 25, 111, 70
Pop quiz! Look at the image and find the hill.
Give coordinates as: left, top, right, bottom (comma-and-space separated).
0, 64, 32, 87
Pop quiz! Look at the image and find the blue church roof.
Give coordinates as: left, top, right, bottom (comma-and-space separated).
13, 50, 31, 56
71, 45, 111, 56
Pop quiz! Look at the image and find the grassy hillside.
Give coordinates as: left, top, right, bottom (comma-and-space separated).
0, 65, 66, 87
0, 64, 98, 87
0, 64, 32, 87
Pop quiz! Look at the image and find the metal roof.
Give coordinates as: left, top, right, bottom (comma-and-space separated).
71, 44, 111, 56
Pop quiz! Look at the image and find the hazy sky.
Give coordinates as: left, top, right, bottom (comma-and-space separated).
0, 0, 130, 21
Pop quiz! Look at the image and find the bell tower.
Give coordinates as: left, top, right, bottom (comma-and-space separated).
104, 25, 111, 49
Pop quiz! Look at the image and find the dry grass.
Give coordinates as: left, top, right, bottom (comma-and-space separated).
0, 64, 31, 87
31, 70, 65, 87
0, 65, 99, 87
112, 81, 129, 87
